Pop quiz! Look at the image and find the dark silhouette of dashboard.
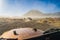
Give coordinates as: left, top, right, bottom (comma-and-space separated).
24, 28, 60, 40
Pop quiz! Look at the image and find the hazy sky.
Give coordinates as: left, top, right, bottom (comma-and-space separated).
0, 0, 60, 17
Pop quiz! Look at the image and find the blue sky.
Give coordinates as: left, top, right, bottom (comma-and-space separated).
0, 0, 60, 17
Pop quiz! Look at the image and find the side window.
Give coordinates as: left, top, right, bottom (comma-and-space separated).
13, 31, 19, 35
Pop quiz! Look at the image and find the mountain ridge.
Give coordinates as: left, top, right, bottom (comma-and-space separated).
23, 10, 60, 18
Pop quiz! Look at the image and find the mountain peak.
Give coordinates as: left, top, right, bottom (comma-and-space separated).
28, 10, 42, 13
23, 10, 60, 18
23, 10, 43, 17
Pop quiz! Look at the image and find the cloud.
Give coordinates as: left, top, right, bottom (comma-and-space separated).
0, 0, 3, 9
0, 0, 6, 12
32, 1, 58, 13
47, 3, 56, 11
